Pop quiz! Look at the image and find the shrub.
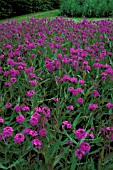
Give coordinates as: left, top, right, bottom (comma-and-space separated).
0, 0, 13, 19
52, 0, 61, 9
60, 0, 113, 18
0, 0, 60, 19
11, 0, 33, 17
32, 0, 54, 12
0, 0, 33, 19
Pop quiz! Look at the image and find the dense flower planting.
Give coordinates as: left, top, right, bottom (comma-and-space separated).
0, 16, 113, 169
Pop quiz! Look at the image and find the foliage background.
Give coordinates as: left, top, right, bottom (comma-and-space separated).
0, 0, 60, 19
60, 0, 113, 18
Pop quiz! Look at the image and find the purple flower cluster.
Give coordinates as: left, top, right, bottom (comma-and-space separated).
75, 128, 87, 140
74, 128, 94, 159
14, 133, 25, 144
61, 75, 77, 83
62, 121, 72, 129
75, 142, 90, 159
99, 126, 113, 141
68, 87, 83, 96
88, 104, 98, 111
2, 126, 13, 139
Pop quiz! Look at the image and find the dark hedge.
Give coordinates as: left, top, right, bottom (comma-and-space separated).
0, 0, 60, 19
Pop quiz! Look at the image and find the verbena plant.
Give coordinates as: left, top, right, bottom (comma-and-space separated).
0, 15, 113, 169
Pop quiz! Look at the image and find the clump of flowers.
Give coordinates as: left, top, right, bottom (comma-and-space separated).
88, 104, 98, 111
32, 139, 42, 149
16, 115, 25, 123
2, 126, 13, 139
75, 128, 87, 140
75, 142, 91, 159
14, 133, 25, 144
62, 121, 72, 129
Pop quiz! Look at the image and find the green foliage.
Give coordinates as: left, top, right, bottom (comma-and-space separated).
0, 0, 13, 19
32, 0, 54, 13
0, 0, 60, 19
60, 0, 113, 18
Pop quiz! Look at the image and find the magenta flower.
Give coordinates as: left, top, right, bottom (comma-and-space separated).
75, 128, 87, 140
53, 98, 59, 102
88, 104, 98, 111
16, 115, 25, 123
75, 149, 85, 159
70, 48, 76, 54
57, 53, 62, 59
54, 60, 62, 69
42, 106, 50, 118
69, 77, 77, 83
86, 66, 91, 71
46, 61, 55, 72
66, 141, 73, 145
5, 103, 12, 108
32, 112, 41, 119
14, 105, 21, 112
0, 117, 4, 123
79, 142, 91, 154
106, 127, 111, 131
88, 133, 94, 138
0, 54, 4, 59
4, 82, 11, 86
79, 79, 85, 85
35, 107, 42, 113
68, 87, 75, 92
24, 128, 31, 135
92, 90, 100, 97
21, 105, 30, 111
62, 121, 72, 129
31, 54, 36, 58
61, 75, 70, 82
72, 90, 79, 96
76, 88, 83, 93
106, 102, 113, 108
11, 77, 17, 83
30, 117, 38, 126
4, 71, 10, 77
29, 130, 38, 137
0, 67, 3, 74
2, 126, 13, 138
39, 128, 48, 137
0, 133, 3, 140
67, 105, 74, 110
32, 139, 42, 149
29, 80, 37, 86
26, 90, 35, 98
77, 98, 84, 104
14, 133, 25, 144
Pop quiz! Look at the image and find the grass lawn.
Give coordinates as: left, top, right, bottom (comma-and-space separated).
0, 8, 113, 170
0, 9, 113, 23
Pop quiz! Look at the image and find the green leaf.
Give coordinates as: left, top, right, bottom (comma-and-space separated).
63, 129, 77, 145
73, 112, 81, 128
103, 153, 113, 165
103, 164, 113, 170
53, 146, 69, 167
7, 158, 23, 169
51, 141, 59, 157
70, 153, 77, 170
0, 164, 7, 170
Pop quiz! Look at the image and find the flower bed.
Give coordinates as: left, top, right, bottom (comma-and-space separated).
0, 16, 113, 169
